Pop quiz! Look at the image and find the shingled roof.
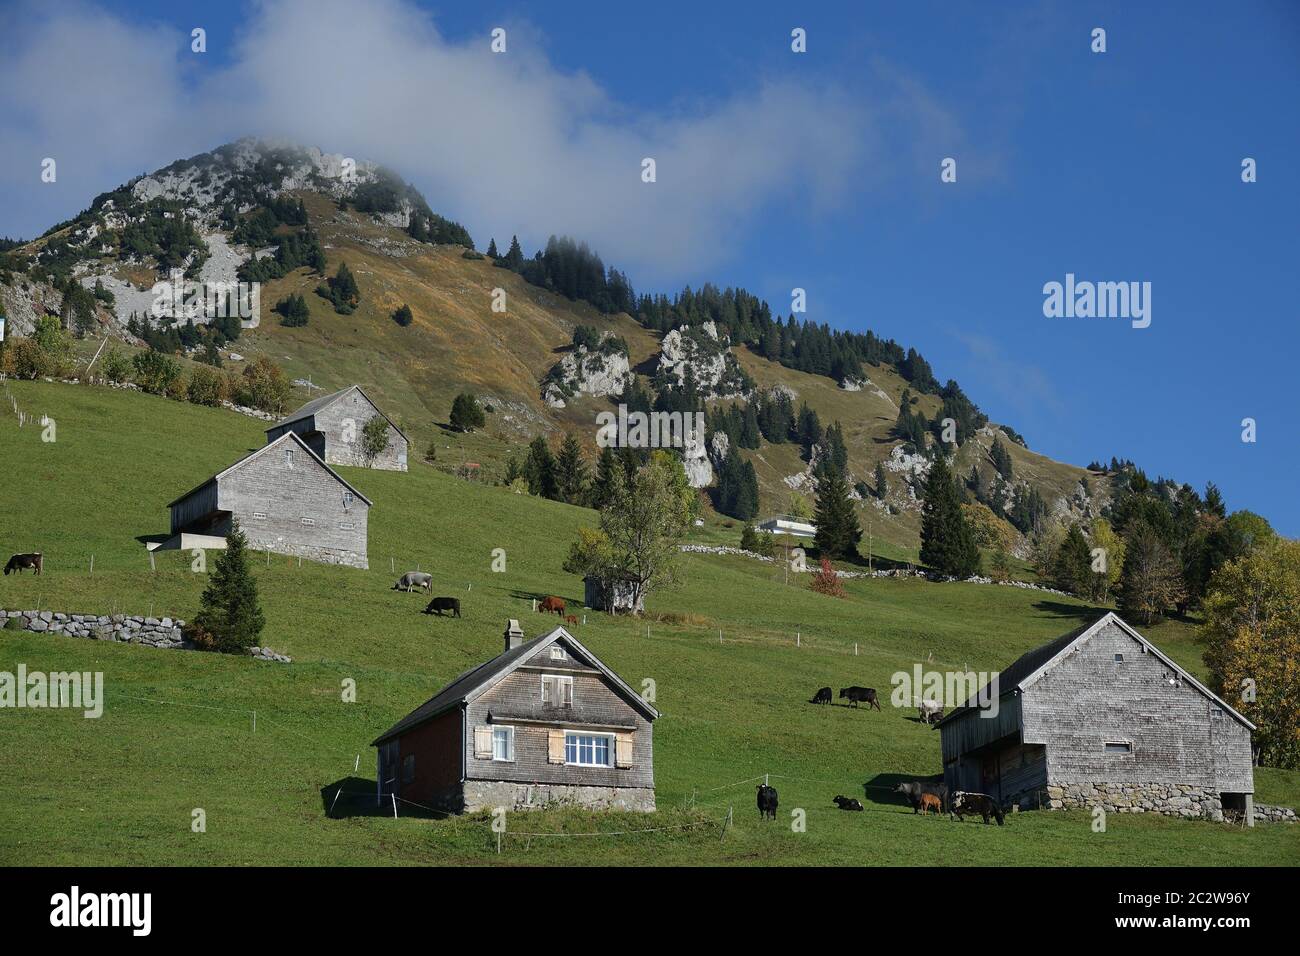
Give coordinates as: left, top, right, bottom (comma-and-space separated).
371, 626, 659, 746
268, 384, 408, 440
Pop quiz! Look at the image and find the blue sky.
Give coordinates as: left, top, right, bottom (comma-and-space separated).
2, 0, 1297, 534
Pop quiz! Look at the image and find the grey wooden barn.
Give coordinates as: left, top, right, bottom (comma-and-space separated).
266, 385, 408, 471
372, 621, 658, 813
166, 431, 372, 569
937, 612, 1256, 823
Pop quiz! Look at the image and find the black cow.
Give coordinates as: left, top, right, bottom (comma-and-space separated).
839, 686, 881, 710
756, 784, 778, 820
895, 781, 949, 814
4, 552, 42, 576
950, 791, 1005, 826
424, 596, 462, 618
810, 686, 832, 705
833, 795, 864, 811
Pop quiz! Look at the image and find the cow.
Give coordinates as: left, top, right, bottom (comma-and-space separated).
538, 596, 565, 616
393, 571, 432, 593
918, 699, 945, 726
563, 615, 579, 626
424, 597, 461, 618
833, 795, 864, 811
4, 553, 42, 576
839, 686, 881, 710
756, 784, 778, 820
918, 792, 942, 816
810, 686, 833, 705
895, 781, 949, 814
950, 791, 1005, 826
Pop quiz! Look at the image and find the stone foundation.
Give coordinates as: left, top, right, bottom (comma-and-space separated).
1040, 782, 1223, 820
245, 538, 368, 570
463, 780, 655, 813
1254, 803, 1297, 823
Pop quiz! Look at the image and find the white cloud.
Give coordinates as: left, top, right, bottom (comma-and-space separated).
0, 0, 961, 278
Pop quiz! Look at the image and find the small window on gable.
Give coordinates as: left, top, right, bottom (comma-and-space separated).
1104, 742, 1132, 754
343, 491, 354, 509
1114, 653, 1124, 664
550, 646, 567, 661
285, 447, 294, 468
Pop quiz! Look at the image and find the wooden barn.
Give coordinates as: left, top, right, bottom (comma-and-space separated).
937, 612, 1257, 823
583, 573, 644, 615
266, 385, 408, 472
165, 431, 372, 569
372, 621, 658, 813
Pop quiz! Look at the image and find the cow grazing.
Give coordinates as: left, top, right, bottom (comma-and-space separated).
895, 781, 949, 814
756, 784, 778, 820
563, 614, 579, 626
810, 686, 832, 705
917, 699, 945, 726
839, 686, 881, 710
833, 795, 864, 811
424, 597, 461, 618
950, 791, 1005, 826
4, 553, 42, 576
393, 571, 432, 593
538, 596, 566, 616
918, 792, 942, 816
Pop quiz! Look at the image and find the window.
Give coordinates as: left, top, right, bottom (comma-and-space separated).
285, 448, 294, 468
401, 754, 415, 784
252, 512, 267, 520
339, 522, 355, 531
565, 733, 611, 767
542, 675, 573, 707
1104, 742, 1132, 754
301, 517, 315, 527
343, 492, 354, 509
550, 646, 567, 661
492, 727, 515, 762
1114, 653, 1124, 663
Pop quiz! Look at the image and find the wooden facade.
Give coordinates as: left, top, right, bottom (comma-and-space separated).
267, 385, 408, 472
938, 613, 1255, 813
167, 431, 372, 569
372, 622, 658, 813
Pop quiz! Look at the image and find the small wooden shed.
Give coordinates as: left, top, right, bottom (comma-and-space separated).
583, 574, 644, 614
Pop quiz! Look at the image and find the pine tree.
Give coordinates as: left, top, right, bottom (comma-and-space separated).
1054, 524, 1093, 594
990, 437, 1014, 480
590, 446, 620, 510
193, 521, 265, 654
554, 433, 589, 505
874, 460, 889, 500
919, 456, 980, 577
486, 237, 499, 259
449, 393, 485, 432
523, 436, 559, 500
813, 467, 862, 560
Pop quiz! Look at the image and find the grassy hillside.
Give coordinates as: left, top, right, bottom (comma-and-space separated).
0, 380, 1295, 866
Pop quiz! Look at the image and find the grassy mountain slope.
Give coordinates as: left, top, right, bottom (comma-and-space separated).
0, 380, 1294, 866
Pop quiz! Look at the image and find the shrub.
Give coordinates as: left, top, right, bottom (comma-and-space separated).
392, 304, 413, 327
809, 557, 846, 598
101, 346, 132, 383
449, 392, 485, 432
187, 364, 230, 407
131, 350, 183, 395
165, 372, 189, 402
233, 356, 292, 414
423, 441, 437, 463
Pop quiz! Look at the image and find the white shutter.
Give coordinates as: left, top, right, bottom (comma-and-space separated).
615, 733, 634, 769
473, 725, 492, 759
548, 730, 566, 764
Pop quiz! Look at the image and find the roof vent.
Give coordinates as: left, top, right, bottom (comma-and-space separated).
504, 619, 525, 652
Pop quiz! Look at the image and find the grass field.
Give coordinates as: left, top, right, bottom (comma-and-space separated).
1, 379, 1296, 866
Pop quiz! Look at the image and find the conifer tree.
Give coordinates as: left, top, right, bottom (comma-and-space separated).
919, 456, 980, 577
523, 435, 559, 500
554, 433, 589, 505
590, 446, 620, 511
874, 460, 889, 500
813, 466, 861, 560
486, 237, 499, 259
193, 521, 265, 654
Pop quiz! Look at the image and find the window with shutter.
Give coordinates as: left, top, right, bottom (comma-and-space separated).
542, 675, 574, 708
473, 725, 492, 759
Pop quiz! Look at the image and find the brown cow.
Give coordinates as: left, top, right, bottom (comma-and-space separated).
538, 596, 565, 616
4, 553, 42, 575
919, 792, 942, 816
563, 615, 578, 625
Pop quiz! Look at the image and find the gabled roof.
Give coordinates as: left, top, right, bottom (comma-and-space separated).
937, 612, 1255, 730
166, 431, 374, 509
372, 626, 659, 746
267, 384, 408, 441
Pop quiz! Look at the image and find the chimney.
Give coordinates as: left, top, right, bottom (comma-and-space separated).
504, 619, 525, 652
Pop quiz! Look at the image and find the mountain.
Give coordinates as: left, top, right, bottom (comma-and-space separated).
0, 139, 1130, 559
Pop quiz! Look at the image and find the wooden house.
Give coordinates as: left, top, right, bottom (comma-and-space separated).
372, 621, 658, 813
937, 612, 1256, 823
165, 431, 372, 569
266, 385, 408, 472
